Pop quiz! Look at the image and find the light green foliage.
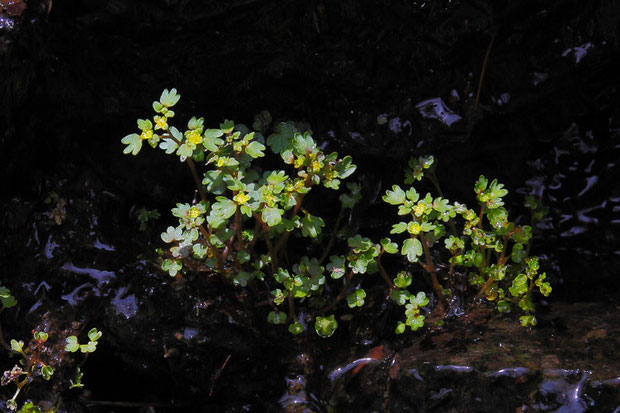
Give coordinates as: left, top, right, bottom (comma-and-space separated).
0, 285, 17, 309
123, 90, 360, 337
65, 328, 102, 353
122, 89, 550, 337
3, 326, 100, 410
17, 402, 42, 413
315, 315, 338, 337
384, 156, 551, 330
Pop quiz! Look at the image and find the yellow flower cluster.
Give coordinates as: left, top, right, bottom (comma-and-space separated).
188, 206, 201, 219
140, 129, 154, 141
233, 192, 250, 205
408, 222, 421, 235
187, 130, 203, 146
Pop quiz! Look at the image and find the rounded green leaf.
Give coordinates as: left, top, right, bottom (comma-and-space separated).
41, 365, 54, 380
401, 238, 423, 262
394, 271, 412, 288
65, 336, 79, 353
268, 311, 287, 325
87, 328, 102, 342
288, 322, 304, 335
346, 289, 366, 308
314, 315, 338, 338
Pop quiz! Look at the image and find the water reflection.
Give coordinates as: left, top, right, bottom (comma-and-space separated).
416, 97, 462, 126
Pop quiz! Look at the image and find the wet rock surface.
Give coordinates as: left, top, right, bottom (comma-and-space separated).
1, 0, 619, 411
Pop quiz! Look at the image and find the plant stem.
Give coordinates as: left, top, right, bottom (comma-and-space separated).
474, 31, 496, 108
319, 207, 345, 264
320, 270, 353, 314
198, 224, 226, 275
419, 234, 445, 311
376, 252, 395, 289
163, 132, 208, 205
287, 295, 296, 322
273, 175, 312, 255
253, 213, 277, 271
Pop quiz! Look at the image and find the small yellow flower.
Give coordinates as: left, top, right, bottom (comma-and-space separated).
263, 193, 276, 207
187, 130, 203, 146
294, 156, 305, 169
311, 160, 321, 172
233, 192, 250, 205
154, 116, 168, 130
188, 206, 201, 219
414, 203, 426, 216
408, 222, 421, 235
140, 129, 154, 141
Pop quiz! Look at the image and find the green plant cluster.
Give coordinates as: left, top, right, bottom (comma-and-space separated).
384, 157, 551, 330
1, 285, 101, 411
122, 89, 551, 338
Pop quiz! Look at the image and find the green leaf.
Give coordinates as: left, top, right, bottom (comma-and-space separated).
383, 185, 406, 205
121, 133, 142, 155
69, 367, 84, 389
65, 336, 79, 353
288, 322, 304, 335
334, 156, 356, 179
390, 290, 411, 305
137, 118, 153, 131
474, 175, 488, 193
153, 101, 164, 113
497, 300, 511, 313
395, 322, 406, 334
212, 198, 237, 219
19, 401, 43, 413
519, 315, 537, 327
245, 141, 266, 158
394, 271, 412, 288
410, 291, 429, 307
220, 120, 235, 134
233, 271, 251, 287
203, 129, 225, 152
339, 182, 362, 209
176, 143, 193, 158
262, 207, 283, 227
292, 132, 316, 155
41, 365, 54, 380
314, 315, 338, 338
266, 121, 297, 153
348, 235, 374, 251
187, 116, 204, 130
266, 170, 288, 184
511, 243, 526, 263
162, 259, 183, 277
80, 341, 97, 353
509, 274, 528, 297
160, 88, 181, 107
87, 328, 102, 342
1, 294, 17, 309
402, 238, 423, 262
380, 238, 398, 254
10, 339, 23, 353
327, 255, 346, 279
301, 214, 325, 238
267, 311, 287, 325
33, 331, 48, 342
347, 289, 366, 308
390, 222, 408, 234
